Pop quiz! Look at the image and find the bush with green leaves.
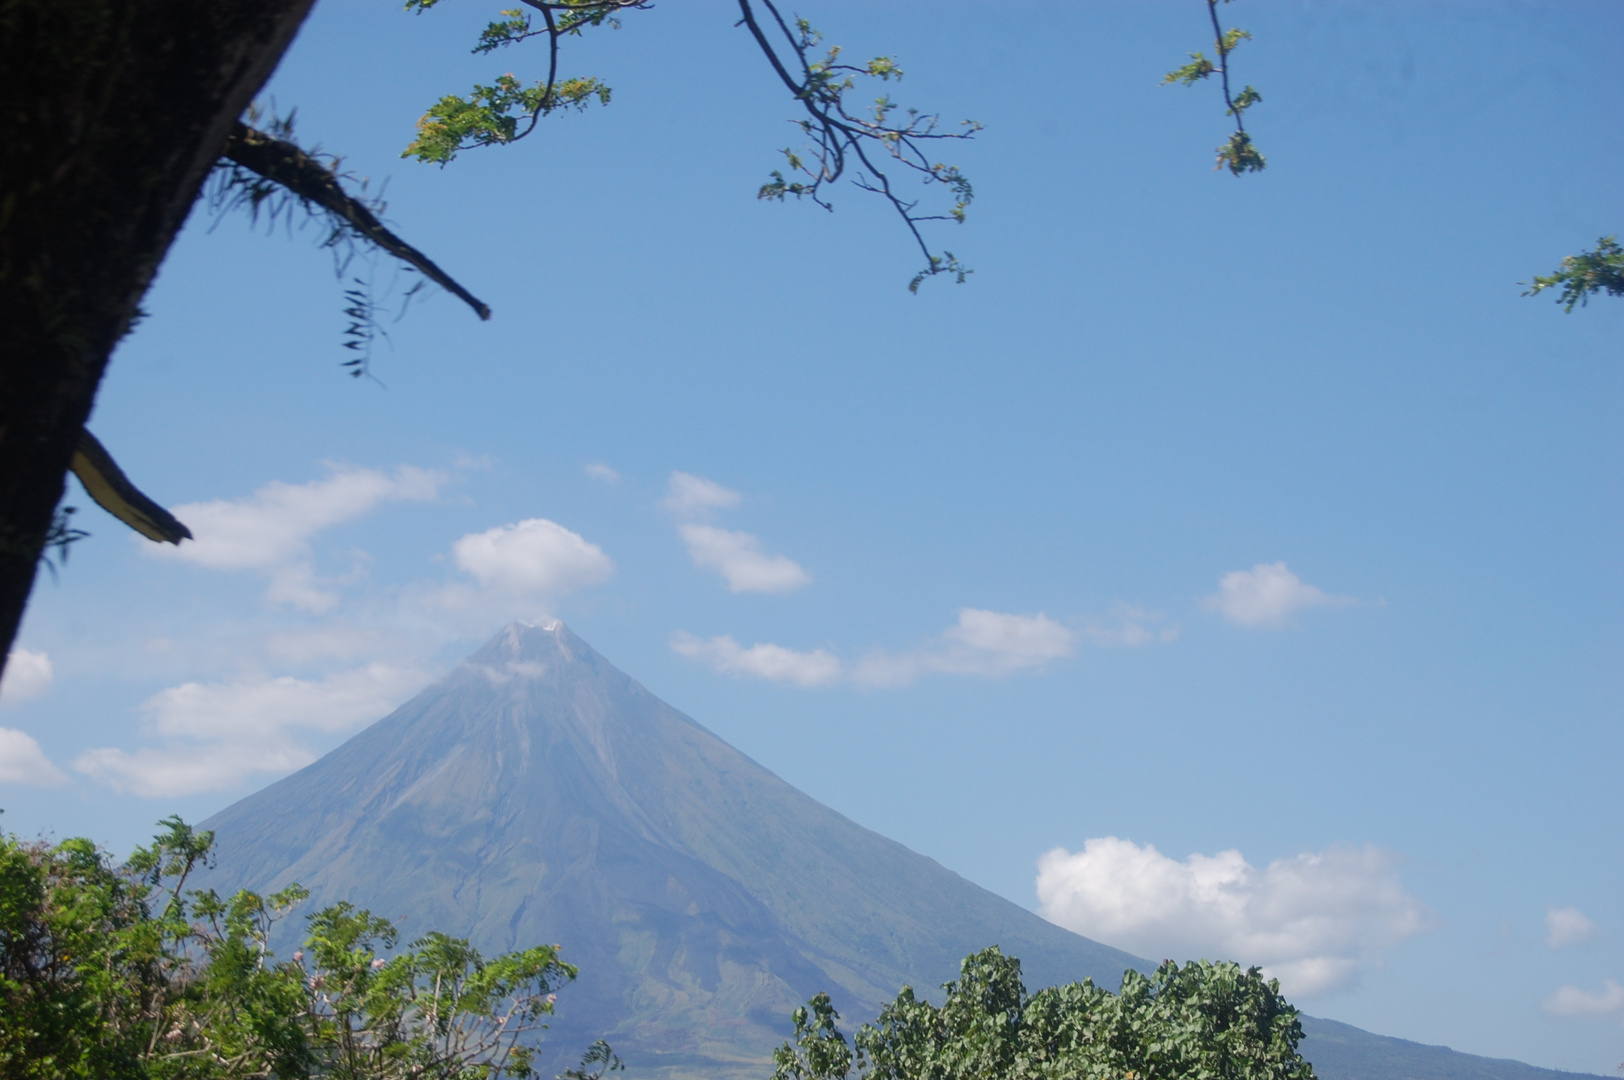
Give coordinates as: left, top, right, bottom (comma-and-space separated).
773, 946, 1315, 1080
0, 816, 600, 1079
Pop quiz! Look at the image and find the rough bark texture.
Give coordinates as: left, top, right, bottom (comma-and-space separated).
0, 0, 317, 671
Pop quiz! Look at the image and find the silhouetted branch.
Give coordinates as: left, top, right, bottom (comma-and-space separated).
221, 121, 492, 320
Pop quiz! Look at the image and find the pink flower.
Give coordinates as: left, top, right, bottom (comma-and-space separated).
546, 994, 557, 1005
372, 958, 387, 969
293, 951, 304, 962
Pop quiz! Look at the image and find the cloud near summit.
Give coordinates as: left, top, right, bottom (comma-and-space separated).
1035, 837, 1433, 996
453, 518, 614, 595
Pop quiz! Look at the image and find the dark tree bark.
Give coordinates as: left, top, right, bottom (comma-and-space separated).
0, 0, 317, 672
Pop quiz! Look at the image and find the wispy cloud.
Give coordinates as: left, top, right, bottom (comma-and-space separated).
75, 663, 430, 797
154, 465, 445, 612
662, 472, 809, 594
1035, 837, 1433, 997
670, 632, 840, 687
0, 727, 67, 786
1543, 981, 1624, 1017
662, 471, 741, 515
0, 648, 53, 705
854, 608, 1073, 685
584, 462, 620, 484
1204, 562, 1356, 628
1079, 605, 1180, 647
1545, 906, 1600, 950
672, 608, 1074, 689
677, 524, 811, 593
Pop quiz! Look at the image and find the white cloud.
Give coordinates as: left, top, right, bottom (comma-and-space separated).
670, 609, 1071, 689
0, 648, 53, 704
1543, 981, 1624, 1017
154, 465, 444, 611
1545, 906, 1600, 949
1204, 562, 1355, 628
1078, 605, 1180, 647
660, 472, 809, 594
1035, 837, 1433, 997
854, 608, 1073, 685
670, 632, 841, 687
75, 662, 429, 797
662, 471, 741, 516
0, 727, 67, 786
452, 518, 614, 596
677, 524, 810, 594
584, 462, 620, 484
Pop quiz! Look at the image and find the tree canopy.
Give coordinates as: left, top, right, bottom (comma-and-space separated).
0, 815, 595, 1078
773, 946, 1314, 1080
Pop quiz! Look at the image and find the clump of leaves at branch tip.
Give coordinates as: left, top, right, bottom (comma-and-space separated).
402, 2, 649, 165
740, 5, 980, 292
1165, 0, 1265, 175
562, 1039, 625, 1080
1524, 236, 1624, 312
340, 277, 391, 382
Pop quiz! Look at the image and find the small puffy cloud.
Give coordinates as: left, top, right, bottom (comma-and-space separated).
1543, 981, 1624, 1017
670, 632, 840, 687
1545, 907, 1599, 950
678, 524, 810, 594
0, 727, 68, 786
75, 662, 429, 797
154, 465, 444, 612
453, 518, 614, 596
584, 463, 620, 484
1035, 837, 1432, 997
0, 648, 53, 704
855, 609, 1073, 686
1204, 562, 1355, 628
663, 471, 740, 516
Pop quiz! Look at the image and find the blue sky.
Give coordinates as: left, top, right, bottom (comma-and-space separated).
2, 0, 1620, 1072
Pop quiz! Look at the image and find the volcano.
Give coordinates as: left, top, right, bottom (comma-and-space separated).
199, 622, 1604, 1080
200, 621, 1142, 1077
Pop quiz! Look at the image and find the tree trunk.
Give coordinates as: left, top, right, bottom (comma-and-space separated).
0, 0, 317, 673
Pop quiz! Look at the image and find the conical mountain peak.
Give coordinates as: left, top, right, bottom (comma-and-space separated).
457, 619, 603, 685
201, 625, 1143, 1079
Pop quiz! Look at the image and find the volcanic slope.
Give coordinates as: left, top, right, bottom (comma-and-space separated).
201, 621, 1144, 1077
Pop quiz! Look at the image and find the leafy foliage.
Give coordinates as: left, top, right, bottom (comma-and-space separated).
1165, 1, 1266, 175
405, 1, 979, 291
736, 2, 980, 292
773, 946, 1315, 1080
401, 2, 644, 164
1523, 236, 1624, 312
0, 816, 586, 1079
